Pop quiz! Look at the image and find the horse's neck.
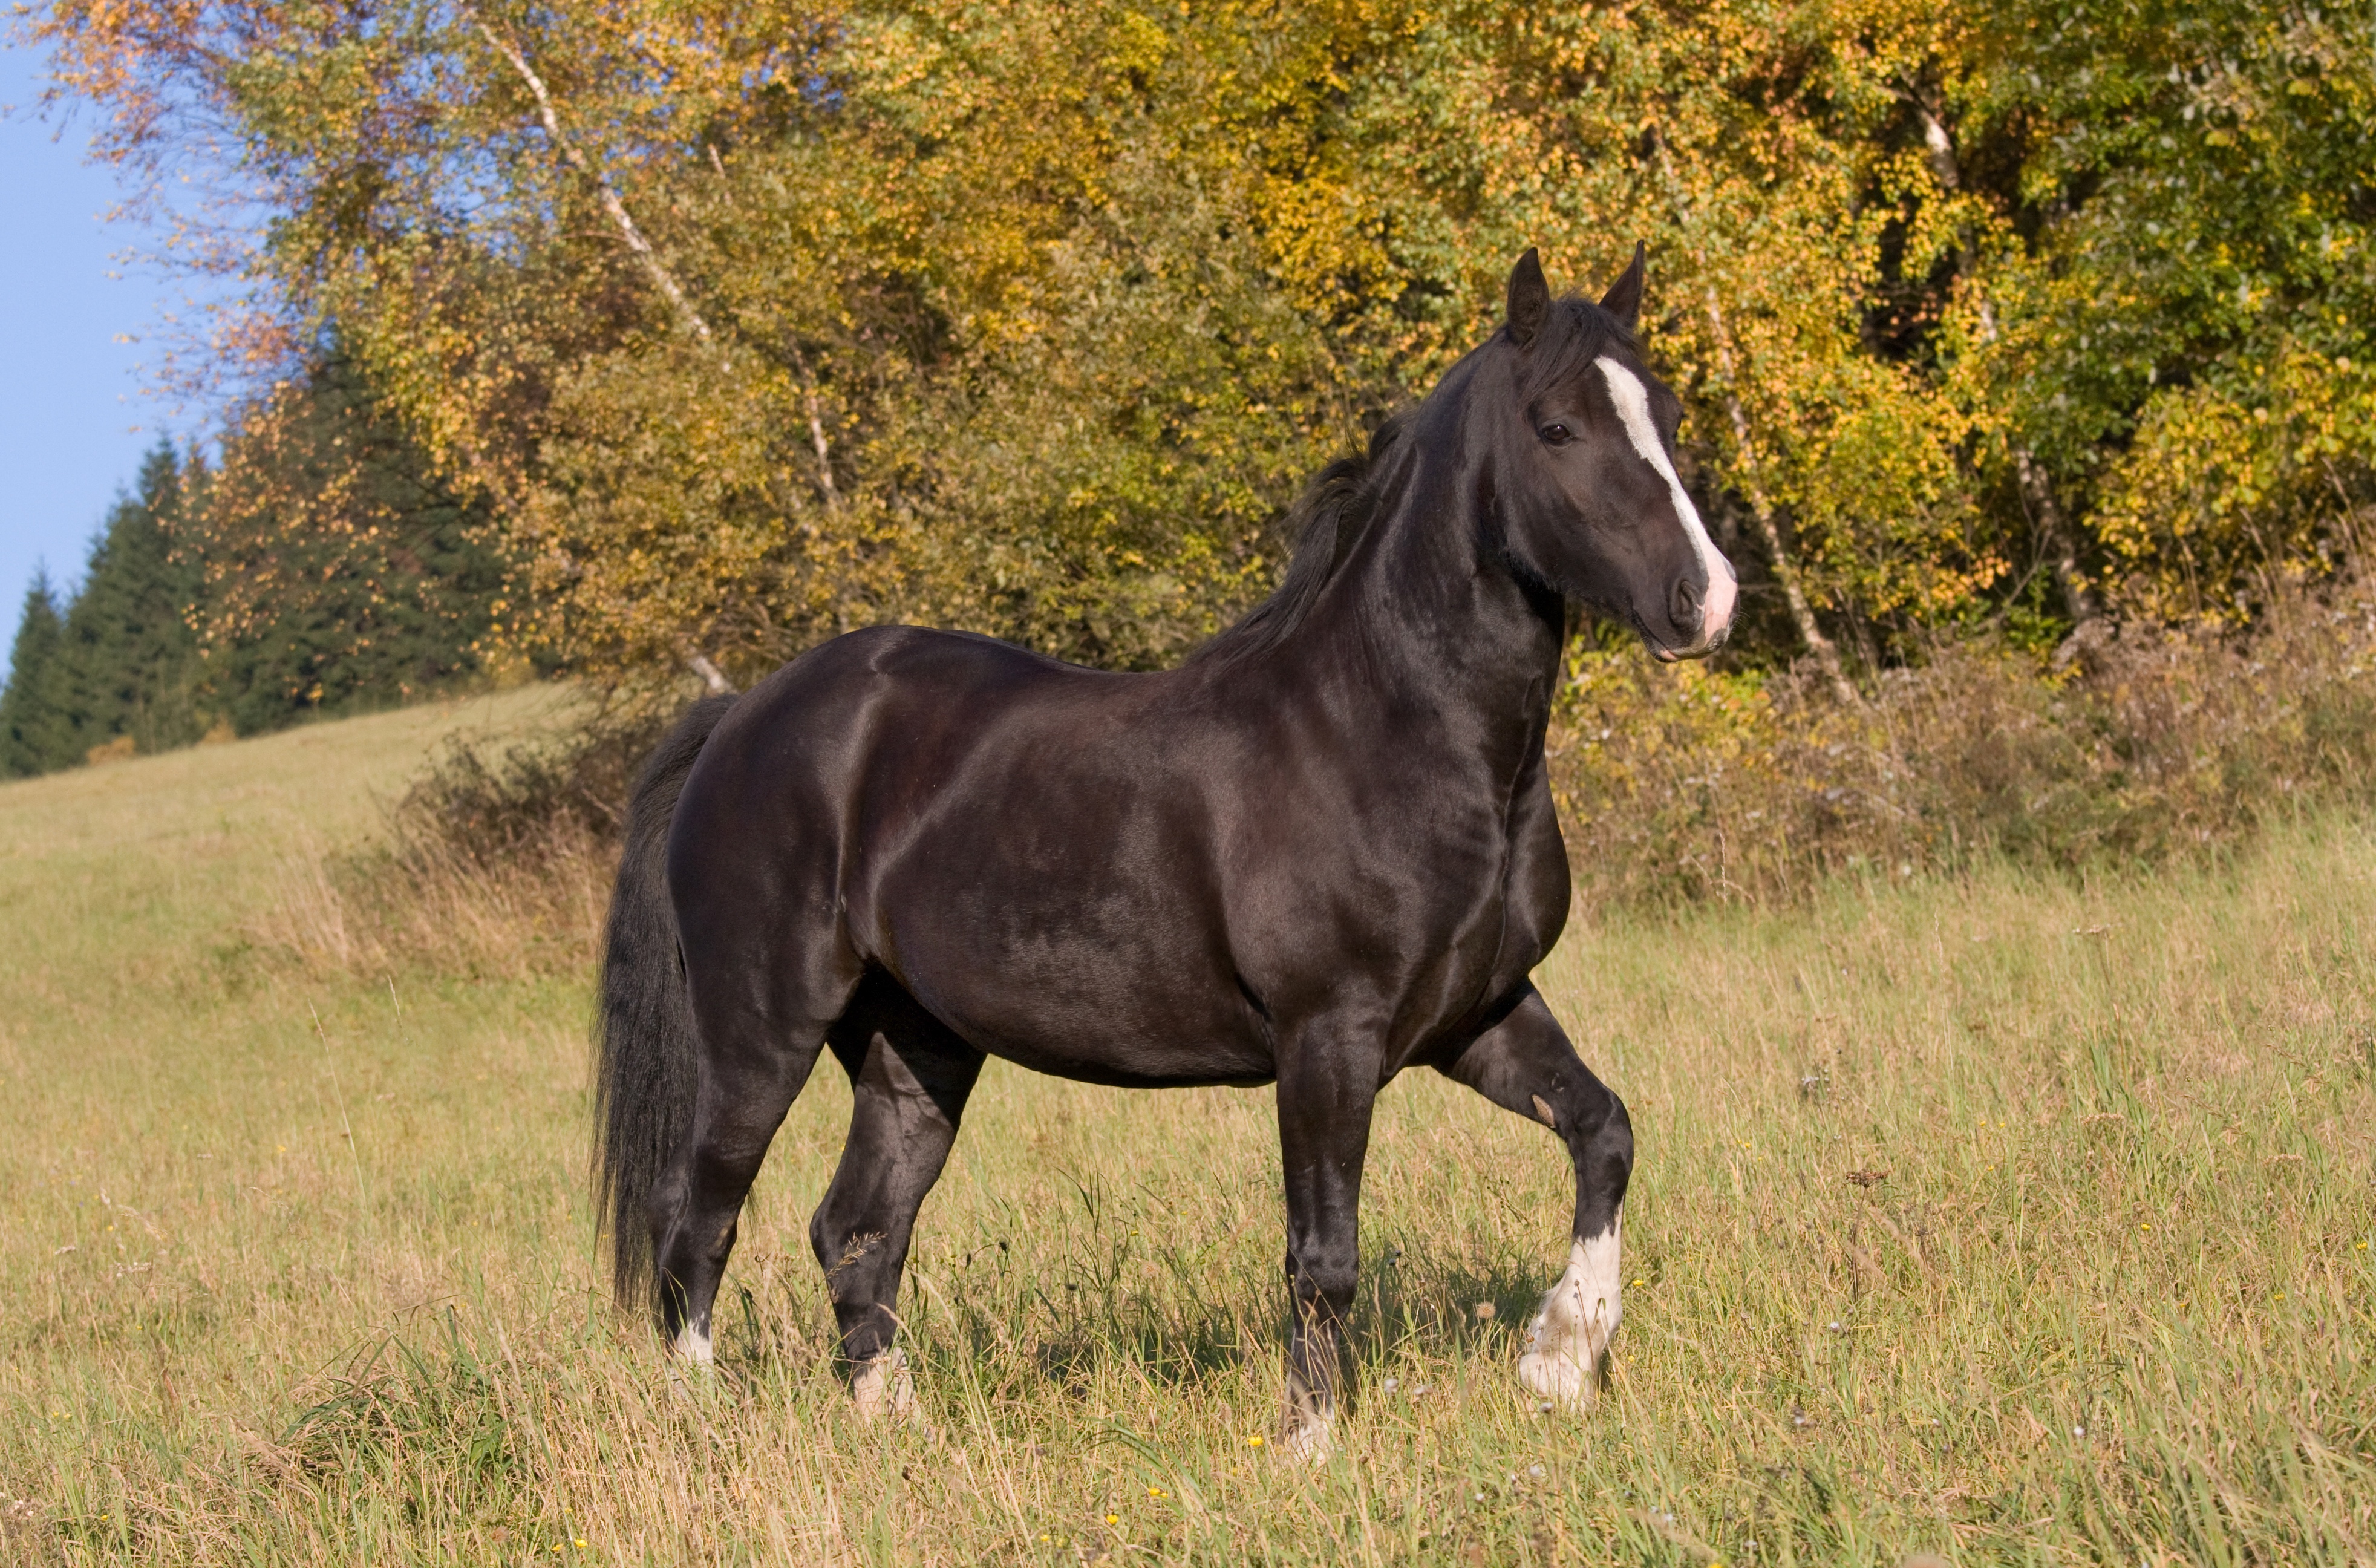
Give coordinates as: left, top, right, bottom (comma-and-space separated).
1308, 430, 1563, 758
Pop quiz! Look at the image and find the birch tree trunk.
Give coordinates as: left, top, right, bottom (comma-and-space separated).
1916, 104, 2098, 626
470, 13, 720, 354
1702, 293, 1860, 707
1652, 132, 1859, 705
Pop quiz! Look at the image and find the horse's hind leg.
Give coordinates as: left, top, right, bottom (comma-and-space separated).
811, 978, 985, 1417
652, 959, 855, 1364
1434, 984, 1633, 1408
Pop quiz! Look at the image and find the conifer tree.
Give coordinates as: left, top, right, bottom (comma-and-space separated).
194, 347, 506, 733
51, 445, 206, 761
0, 570, 72, 777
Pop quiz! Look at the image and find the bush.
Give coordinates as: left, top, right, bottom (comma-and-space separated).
1553, 573, 2376, 909
254, 699, 676, 977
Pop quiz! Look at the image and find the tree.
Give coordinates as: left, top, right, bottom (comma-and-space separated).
19, 0, 2376, 687
49, 444, 207, 760
0, 571, 72, 777
1955, 0, 2376, 622
192, 347, 511, 732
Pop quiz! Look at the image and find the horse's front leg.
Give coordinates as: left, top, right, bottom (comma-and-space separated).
1436, 984, 1633, 1408
1273, 1030, 1381, 1459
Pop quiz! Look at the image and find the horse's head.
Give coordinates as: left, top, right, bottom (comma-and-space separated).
1488, 247, 1737, 661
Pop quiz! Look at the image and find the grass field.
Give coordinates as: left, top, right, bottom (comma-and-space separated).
1, 691, 2371, 1566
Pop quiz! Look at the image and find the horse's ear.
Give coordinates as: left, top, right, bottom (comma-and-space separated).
1506, 248, 1550, 347
1598, 241, 1647, 334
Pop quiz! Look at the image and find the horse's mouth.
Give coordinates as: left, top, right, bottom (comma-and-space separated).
1630, 609, 1683, 662
1633, 608, 1731, 664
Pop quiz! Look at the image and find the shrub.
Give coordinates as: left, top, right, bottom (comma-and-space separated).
1553, 573, 2376, 910
255, 699, 674, 977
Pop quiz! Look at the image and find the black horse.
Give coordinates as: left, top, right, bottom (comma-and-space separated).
596, 247, 1735, 1452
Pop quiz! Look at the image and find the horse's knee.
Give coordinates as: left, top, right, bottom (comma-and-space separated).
1588, 1089, 1633, 1188
1283, 1240, 1359, 1310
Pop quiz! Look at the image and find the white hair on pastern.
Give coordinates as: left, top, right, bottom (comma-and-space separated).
1518, 1218, 1622, 1408
851, 1347, 918, 1422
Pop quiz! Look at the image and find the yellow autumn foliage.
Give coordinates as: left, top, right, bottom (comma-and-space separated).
15, 0, 2376, 681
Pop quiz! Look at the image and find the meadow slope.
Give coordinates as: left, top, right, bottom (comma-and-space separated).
0, 691, 2370, 1566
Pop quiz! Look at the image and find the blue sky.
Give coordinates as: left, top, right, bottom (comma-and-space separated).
1, 44, 233, 659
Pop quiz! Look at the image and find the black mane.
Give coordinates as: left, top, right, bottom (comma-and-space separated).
1186, 412, 1410, 668
1187, 295, 1630, 670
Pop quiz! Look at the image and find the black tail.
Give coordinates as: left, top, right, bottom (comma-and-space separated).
594, 695, 737, 1312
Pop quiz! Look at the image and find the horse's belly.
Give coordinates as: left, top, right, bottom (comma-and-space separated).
890, 942, 1276, 1089
970, 1030, 1276, 1090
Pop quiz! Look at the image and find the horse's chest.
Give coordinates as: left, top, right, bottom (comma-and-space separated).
1239, 783, 1523, 979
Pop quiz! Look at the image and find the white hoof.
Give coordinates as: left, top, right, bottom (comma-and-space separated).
1518, 1224, 1621, 1411
850, 1348, 917, 1422
1277, 1407, 1336, 1464
1518, 1340, 1601, 1408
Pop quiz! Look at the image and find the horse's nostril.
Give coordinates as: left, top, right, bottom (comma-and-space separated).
1671, 578, 1702, 630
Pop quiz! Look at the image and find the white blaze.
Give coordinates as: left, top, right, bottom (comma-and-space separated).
673, 1322, 714, 1365
1593, 356, 1738, 642
1518, 1220, 1622, 1409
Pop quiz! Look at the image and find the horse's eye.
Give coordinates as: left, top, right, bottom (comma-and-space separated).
1538, 423, 1573, 447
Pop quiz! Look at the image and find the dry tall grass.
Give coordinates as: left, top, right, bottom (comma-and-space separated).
4, 679, 2371, 1566
251, 702, 657, 978
253, 817, 609, 979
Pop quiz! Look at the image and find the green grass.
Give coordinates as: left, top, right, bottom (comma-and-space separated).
1, 691, 2371, 1565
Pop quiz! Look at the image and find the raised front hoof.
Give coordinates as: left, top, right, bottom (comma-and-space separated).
1519, 1230, 1620, 1411
1274, 1406, 1337, 1465
1516, 1290, 1614, 1411
1517, 1344, 1605, 1410
850, 1348, 920, 1425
